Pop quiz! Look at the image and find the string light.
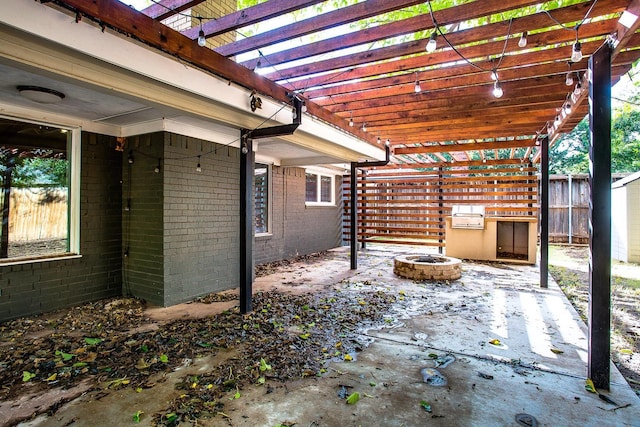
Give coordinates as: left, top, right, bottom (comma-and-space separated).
154, 158, 161, 173
127, 151, 134, 164
414, 72, 421, 93
377, 136, 381, 144
196, 155, 202, 172
575, 79, 583, 95
571, 38, 582, 62
385, 138, 390, 146
492, 81, 503, 98
518, 31, 528, 48
565, 72, 574, 86
490, 69, 499, 81
349, 111, 354, 127
362, 122, 367, 132
426, 32, 437, 53
197, 18, 206, 47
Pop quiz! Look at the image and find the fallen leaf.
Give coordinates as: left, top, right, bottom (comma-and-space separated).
420, 400, 432, 413
550, 348, 564, 354
620, 349, 633, 355
488, 339, 501, 346
84, 337, 103, 346
344, 354, 353, 361
132, 410, 143, 423
22, 371, 35, 382
346, 392, 360, 404
585, 378, 597, 394
45, 373, 57, 382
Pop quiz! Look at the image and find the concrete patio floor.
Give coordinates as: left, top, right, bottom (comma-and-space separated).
20, 244, 640, 427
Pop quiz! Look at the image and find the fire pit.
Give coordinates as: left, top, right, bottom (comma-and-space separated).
393, 254, 462, 281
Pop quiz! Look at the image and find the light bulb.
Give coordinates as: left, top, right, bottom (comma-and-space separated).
564, 101, 572, 115
414, 80, 421, 93
493, 81, 503, 98
554, 115, 561, 127
385, 139, 390, 146
362, 123, 367, 132
518, 31, 527, 48
196, 156, 202, 172
426, 33, 437, 53
490, 70, 498, 81
377, 136, 381, 144
565, 72, 573, 86
575, 81, 583, 95
198, 29, 206, 47
571, 41, 582, 62
242, 145, 249, 154
349, 117, 354, 127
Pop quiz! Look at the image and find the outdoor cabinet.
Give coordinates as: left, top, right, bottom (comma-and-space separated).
445, 217, 537, 265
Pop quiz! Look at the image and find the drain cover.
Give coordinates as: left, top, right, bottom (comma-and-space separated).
515, 413, 538, 427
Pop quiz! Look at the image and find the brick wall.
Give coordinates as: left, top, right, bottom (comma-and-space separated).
0, 133, 122, 321
254, 166, 343, 265
162, 134, 240, 305
122, 133, 164, 305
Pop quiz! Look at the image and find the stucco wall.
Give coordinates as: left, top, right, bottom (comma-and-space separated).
254, 166, 343, 265
0, 133, 123, 321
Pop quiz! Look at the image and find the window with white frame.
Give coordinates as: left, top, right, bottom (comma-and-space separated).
305, 170, 335, 205
0, 117, 80, 262
254, 163, 270, 234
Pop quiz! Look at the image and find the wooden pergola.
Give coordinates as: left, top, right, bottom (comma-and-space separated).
49, 0, 640, 391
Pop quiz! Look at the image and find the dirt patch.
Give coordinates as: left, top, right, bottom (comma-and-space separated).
549, 245, 640, 396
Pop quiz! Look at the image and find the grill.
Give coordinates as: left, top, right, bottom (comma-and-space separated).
451, 205, 485, 229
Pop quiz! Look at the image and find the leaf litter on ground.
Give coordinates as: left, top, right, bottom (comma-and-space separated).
0, 253, 397, 426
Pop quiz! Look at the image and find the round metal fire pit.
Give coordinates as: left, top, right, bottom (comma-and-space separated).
393, 254, 462, 281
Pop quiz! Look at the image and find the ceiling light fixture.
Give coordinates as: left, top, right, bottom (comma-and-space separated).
492, 81, 503, 98
518, 31, 528, 48
17, 85, 65, 104
426, 32, 437, 53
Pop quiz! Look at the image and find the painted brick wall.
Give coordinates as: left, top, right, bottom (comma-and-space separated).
0, 133, 122, 321
254, 166, 343, 265
122, 133, 164, 306
162, 134, 240, 305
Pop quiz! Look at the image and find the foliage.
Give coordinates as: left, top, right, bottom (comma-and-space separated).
0, 157, 67, 188
550, 78, 640, 174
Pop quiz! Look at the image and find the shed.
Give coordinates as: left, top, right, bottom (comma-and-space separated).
612, 171, 640, 263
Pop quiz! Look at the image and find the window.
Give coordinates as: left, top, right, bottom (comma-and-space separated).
254, 163, 270, 234
305, 171, 335, 205
0, 117, 80, 262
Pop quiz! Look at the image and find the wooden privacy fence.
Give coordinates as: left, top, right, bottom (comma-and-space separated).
548, 173, 630, 244
0, 187, 67, 241
548, 174, 589, 244
343, 162, 538, 247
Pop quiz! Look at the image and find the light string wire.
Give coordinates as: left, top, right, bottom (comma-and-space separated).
426, 0, 513, 75
544, 0, 599, 32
